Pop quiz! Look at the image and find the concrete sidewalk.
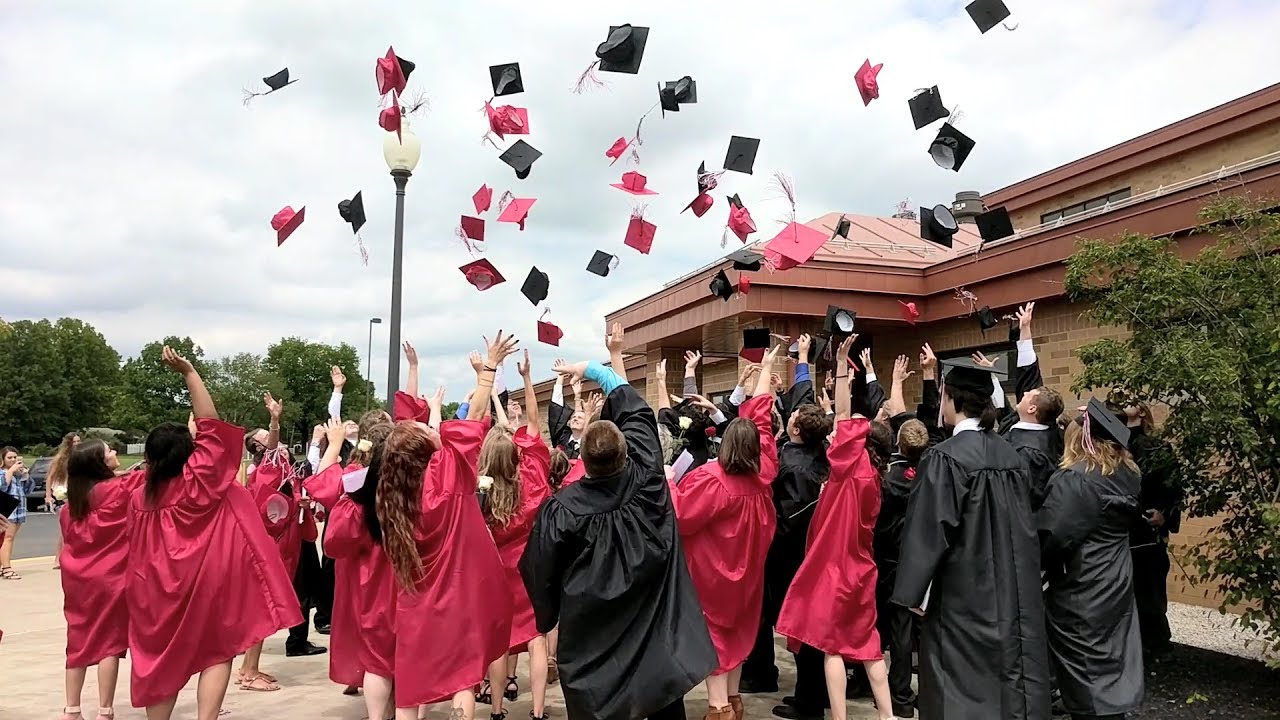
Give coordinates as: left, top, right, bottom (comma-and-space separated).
0, 557, 886, 719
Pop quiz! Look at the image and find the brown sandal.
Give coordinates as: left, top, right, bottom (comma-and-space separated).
239, 673, 281, 692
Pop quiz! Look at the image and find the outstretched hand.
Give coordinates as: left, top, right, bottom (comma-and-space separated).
606, 322, 625, 353
161, 346, 195, 376
1016, 302, 1035, 334
324, 418, 345, 446
403, 341, 419, 366
516, 349, 532, 378
919, 343, 938, 372
264, 392, 283, 419
971, 351, 995, 369
684, 350, 702, 371
892, 354, 915, 383
428, 386, 446, 412
484, 330, 519, 367
835, 334, 858, 362
330, 365, 346, 390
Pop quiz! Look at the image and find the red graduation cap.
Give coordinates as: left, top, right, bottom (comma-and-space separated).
459, 258, 505, 291
624, 211, 657, 254
899, 300, 921, 325
536, 309, 564, 346
497, 197, 536, 231
610, 171, 658, 196
726, 196, 756, 243
485, 103, 529, 139
738, 274, 751, 295
473, 184, 492, 214
379, 93, 402, 142
762, 221, 828, 271
460, 215, 485, 242
605, 136, 630, 164
855, 59, 883, 106
683, 192, 714, 217
271, 206, 305, 245
376, 46, 410, 96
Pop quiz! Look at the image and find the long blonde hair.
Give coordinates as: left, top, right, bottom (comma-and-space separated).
350, 410, 394, 467
47, 432, 79, 491
376, 423, 436, 590
479, 425, 520, 527
1061, 421, 1138, 476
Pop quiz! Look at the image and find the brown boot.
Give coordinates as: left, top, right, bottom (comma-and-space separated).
729, 695, 744, 720
705, 705, 735, 720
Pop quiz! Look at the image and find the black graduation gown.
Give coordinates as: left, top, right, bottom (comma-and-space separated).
891, 429, 1052, 720
1127, 427, 1182, 544
761, 440, 830, 622
873, 456, 913, 598
1038, 462, 1145, 716
520, 384, 716, 720
1003, 426, 1059, 511
548, 398, 574, 453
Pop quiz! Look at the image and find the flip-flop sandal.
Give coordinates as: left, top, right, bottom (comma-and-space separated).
239, 674, 281, 692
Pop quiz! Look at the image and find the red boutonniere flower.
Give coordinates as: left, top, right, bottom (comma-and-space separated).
904, 467, 917, 481
704, 426, 718, 439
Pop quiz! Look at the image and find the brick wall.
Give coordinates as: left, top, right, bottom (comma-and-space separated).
1009, 122, 1280, 229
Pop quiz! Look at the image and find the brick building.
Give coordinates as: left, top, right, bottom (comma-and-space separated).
514, 81, 1280, 608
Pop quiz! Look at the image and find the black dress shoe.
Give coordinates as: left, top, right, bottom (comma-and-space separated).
315, 623, 332, 635
783, 696, 830, 710
285, 641, 328, 657
771, 704, 822, 720
738, 677, 779, 694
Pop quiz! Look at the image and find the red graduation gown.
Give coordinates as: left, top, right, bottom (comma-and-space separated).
669, 394, 779, 673
394, 419, 512, 708
776, 417, 883, 661
325, 494, 397, 683
126, 419, 303, 708
489, 426, 551, 650
560, 458, 586, 489
394, 390, 430, 422
60, 469, 146, 668
249, 453, 316, 578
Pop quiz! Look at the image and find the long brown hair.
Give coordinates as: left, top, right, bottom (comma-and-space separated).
479, 426, 520, 527
376, 423, 436, 590
1060, 422, 1138, 476
548, 448, 570, 491
47, 432, 79, 492
350, 410, 394, 467
866, 421, 894, 479
66, 440, 113, 521
718, 417, 761, 476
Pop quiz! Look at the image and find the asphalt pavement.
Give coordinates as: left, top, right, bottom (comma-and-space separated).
11, 510, 60, 560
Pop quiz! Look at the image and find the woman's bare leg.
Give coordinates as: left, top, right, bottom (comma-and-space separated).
196, 660, 233, 720
862, 659, 894, 720
0, 522, 19, 569
451, 688, 476, 720
706, 671, 731, 708
528, 636, 549, 718
488, 653, 509, 716
145, 695, 179, 720
64, 666, 88, 716
363, 673, 394, 720
96, 656, 121, 714
823, 654, 848, 720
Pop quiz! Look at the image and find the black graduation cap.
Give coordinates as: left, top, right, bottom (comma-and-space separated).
908, 86, 949, 130
709, 270, 734, 301
728, 248, 763, 271
788, 337, 828, 363
724, 136, 760, 175
499, 140, 542, 180
831, 215, 852, 239
920, 204, 959, 248
521, 266, 549, 305
595, 24, 649, 74
587, 250, 617, 277
1083, 397, 1131, 448
489, 63, 524, 96
975, 207, 1015, 243
398, 56, 416, 82
741, 328, 771, 362
966, 0, 1011, 33
659, 76, 697, 116
943, 364, 999, 395
929, 123, 976, 172
263, 68, 296, 92
727, 193, 745, 209
977, 305, 998, 331
337, 191, 365, 234
825, 305, 856, 336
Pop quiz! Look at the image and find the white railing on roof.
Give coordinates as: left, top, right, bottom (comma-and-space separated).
660, 150, 1280, 290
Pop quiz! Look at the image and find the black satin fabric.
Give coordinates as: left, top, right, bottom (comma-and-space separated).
520, 384, 716, 720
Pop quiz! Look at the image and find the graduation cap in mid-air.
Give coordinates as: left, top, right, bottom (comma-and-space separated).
499, 140, 542, 180
586, 250, 619, 277
497, 197, 536, 231
825, 305, 856, 337
762, 222, 829, 271
829, 215, 853, 240
908, 86, 949, 130
975, 207, 1015, 243
724, 136, 760, 174
243, 68, 298, 104
624, 212, 657, 255
740, 328, 771, 363
920, 204, 959, 248
611, 171, 659, 195
521, 267, 549, 306
659, 76, 697, 116
966, 0, 1012, 33
595, 24, 649, 74
976, 305, 999, 331
459, 258, 505, 291
929, 123, 976, 172
376, 47, 415, 96
338, 192, 365, 234
271, 206, 305, 246
899, 300, 921, 325
709, 270, 734, 301
728, 248, 763, 271
473, 184, 493, 214
459, 215, 485, 243
489, 62, 524, 97
537, 309, 564, 346
855, 60, 882, 106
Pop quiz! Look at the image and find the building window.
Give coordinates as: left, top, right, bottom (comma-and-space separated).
1040, 186, 1132, 225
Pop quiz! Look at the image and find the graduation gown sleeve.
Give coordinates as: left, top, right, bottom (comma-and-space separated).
917, 379, 945, 447
549, 399, 572, 450
393, 391, 429, 423
890, 448, 967, 609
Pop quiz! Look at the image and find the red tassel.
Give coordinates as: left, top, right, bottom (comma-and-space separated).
497, 191, 514, 212
573, 61, 604, 94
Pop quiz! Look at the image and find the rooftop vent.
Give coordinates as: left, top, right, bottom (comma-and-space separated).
951, 191, 985, 224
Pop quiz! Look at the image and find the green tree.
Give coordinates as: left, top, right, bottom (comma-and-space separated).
1064, 196, 1280, 661
442, 401, 461, 421
206, 352, 298, 433
53, 318, 121, 431
110, 337, 208, 435
264, 337, 373, 444
0, 319, 68, 445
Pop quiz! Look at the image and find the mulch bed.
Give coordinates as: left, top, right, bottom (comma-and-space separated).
1129, 644, 1279, 719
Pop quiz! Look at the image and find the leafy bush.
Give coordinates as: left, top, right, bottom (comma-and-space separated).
25, 443, 53, 457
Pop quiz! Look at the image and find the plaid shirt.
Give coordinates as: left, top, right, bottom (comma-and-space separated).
1, 469, 31, 523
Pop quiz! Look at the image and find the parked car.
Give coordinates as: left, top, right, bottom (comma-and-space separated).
25, 457, 53, 512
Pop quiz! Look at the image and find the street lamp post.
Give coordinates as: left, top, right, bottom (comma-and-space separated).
381, 115, 422, 410
366, 317, 382, 410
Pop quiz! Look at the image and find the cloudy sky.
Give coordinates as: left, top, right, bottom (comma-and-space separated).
4, 0, 1279, 398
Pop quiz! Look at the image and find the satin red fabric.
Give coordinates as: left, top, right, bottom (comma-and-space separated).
670, 394, 779, 673
325, 494, 397, 683
776, 416, 883, 661
489, 426, 551, 650
126, 419, 303, 708
249, 454, 315, 577
560, 458, 586, 488
393, 391, 430, 423
393, 419, 511, 708
60, 469, 147, 668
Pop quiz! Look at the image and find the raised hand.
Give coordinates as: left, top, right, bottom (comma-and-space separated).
554, 359, 587, 382
429, 386, 446, 412
469, 350, 485, 375
484, 329, 520, 367
818, 385, 833, 414
331, 365, 347, 390
797, 334, 812, 357
770, 372, 784, 391
835, 333, 858, 363
971, 351, 995, 368
311, 424, 326, 443
655, 358, 667, 383
893, 355, 915, 383
264, 392, 283, 419
516, 348, 532, 378
824, 371, 835, 393
606, 322, 625, 352
403, 341, 419, 367
859, 347, 873, 371
587, 392, 605, 417
919, 343, 938, 372
324, 417, 345, 446
160, 346, 195, 375
684, 350, 702, 371
687, 394, 718, 412
739, 363, 761, 385
1016, 302, 1035, 334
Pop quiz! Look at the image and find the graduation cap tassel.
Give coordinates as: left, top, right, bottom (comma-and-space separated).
480, 131, 501, 150
572, 61, 604, 94
770, 171, 798, 227
356, 233, 370, 267
947, 107, 965, 125
403, 90, 431, 116
953, 287, 979, 315
497, 191, 515, 213
720, 226, 731, 249
241, 87, 259, 106
1081, 412, 1098, 457
1002, 21, 1019, 31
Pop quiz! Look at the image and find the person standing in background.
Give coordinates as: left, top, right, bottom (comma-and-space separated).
47, 433, 82, 569
1, 446, 32, 579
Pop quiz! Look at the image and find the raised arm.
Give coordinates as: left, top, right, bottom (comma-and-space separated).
886, 354, 915, 417
607, 322, 627, 377
427, 386, 446, 429
403, 341, 420, 400
1012, 302, 1043, 401
573, 358, 663, 476
655, 359, 671, 410
468, 331, 519, 421
491, 385, 510, 428
517, 349, 541, 435
316, 418, 346, 474
834, 335, 857, 420
162, 346, 217, 420
329, 365, 346, 418
861, 347, 886, 418
263, 392, 282, 450
682, 350, 701, 397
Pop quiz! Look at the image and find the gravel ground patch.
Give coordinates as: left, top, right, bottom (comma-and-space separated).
1168, 601, 1273, 662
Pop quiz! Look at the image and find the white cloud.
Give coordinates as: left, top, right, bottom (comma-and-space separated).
3, 0, 1278, 400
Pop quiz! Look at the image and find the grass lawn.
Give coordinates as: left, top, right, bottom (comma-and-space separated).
116, 454, 146, 469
